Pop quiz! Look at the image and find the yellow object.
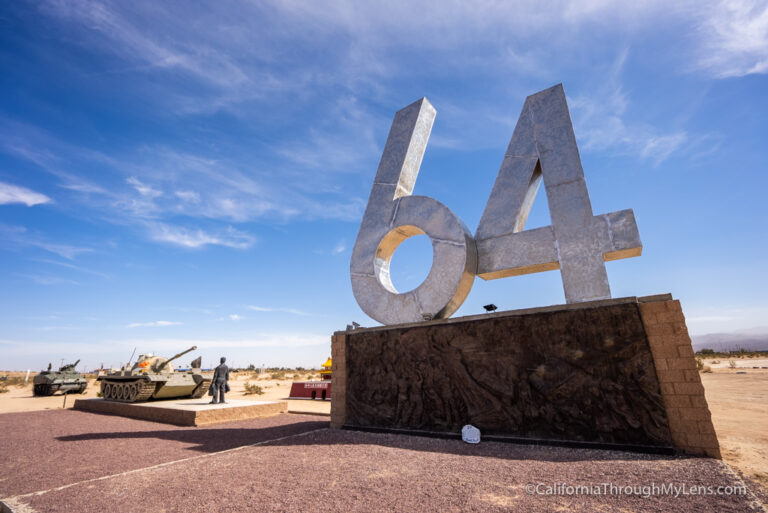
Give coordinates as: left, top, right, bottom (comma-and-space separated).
319, 357, 332, 378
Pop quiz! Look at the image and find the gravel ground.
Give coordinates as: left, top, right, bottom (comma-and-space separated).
0, 409, 327, 496
1, 411, 765, 513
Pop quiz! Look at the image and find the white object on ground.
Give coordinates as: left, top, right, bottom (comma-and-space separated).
462, 424, 481, 444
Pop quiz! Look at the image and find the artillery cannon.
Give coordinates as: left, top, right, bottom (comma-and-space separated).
97, 345, 210, 402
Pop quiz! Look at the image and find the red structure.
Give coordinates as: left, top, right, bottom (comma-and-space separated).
289, 357, 332, 400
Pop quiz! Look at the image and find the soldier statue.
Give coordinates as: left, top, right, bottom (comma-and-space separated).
209, 356, 230, 404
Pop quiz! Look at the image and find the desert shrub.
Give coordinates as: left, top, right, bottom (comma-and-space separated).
0, 383, 8, 394
696, 357, 704, 371
244, 382, 264, 395
270, 371, 286, 380
702, 366, 713, 373
292, 374, 305, 381
4, 376, 27, 388
696, 349, 767, 359
712, 360, 720, 364
728, 360, 737, 369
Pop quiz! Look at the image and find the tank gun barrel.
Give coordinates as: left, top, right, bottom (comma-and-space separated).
59, 359, 80, 371
156, 346, 198, 372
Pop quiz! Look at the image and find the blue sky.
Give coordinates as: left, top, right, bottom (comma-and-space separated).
1, 1, 767, 370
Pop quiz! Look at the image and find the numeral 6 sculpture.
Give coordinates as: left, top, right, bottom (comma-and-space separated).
351, 84, 642, 325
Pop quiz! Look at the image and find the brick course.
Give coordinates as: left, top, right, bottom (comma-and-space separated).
639, 299, 721, 458
330, 332, 347, 429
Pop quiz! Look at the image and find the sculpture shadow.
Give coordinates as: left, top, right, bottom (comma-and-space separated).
56, 419, 330, 453
273, 427, 687, 464
56, 419, 686, 463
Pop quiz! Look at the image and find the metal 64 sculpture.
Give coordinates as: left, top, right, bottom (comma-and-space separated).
350, 84, 642, 325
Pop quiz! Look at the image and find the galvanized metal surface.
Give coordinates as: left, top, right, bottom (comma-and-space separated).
350, 98, 477, 325
475, 84, 642, 303
351, 85, 641, 325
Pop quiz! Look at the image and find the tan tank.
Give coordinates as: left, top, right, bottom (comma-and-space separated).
97, 346, 210, 402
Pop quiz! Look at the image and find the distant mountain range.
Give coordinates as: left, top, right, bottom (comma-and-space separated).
691, 329, 768, 352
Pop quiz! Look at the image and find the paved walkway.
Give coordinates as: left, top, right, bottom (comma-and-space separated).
1, 410, 764, 512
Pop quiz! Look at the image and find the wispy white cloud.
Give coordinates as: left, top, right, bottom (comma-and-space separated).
125, 320, 182, 328
228, 314, 242, 321
316, 239, 348, 256
247, 306, 273, 312
126, 334, 329, 349
4, 0, 756, 265
34, 242, 92, 260
568, 50, 690, 164
2, 114, 364, 229
693, 0, 768, 77
0, 223, 93, 260
332, 239, 347, 255
34, 325, 78, 331
639, 134, 690, 165
273, 95, 382, 173
247, 305, 312, 316
33, 258, 109, 279
0, 333, 328, 357
60, 182, 107, 194
20, 274, 80, 286
41, 0, 249, 88
126, 176, 162, 198
0, 181, 51, 206
174, 190, 200, 202
147, 222, 255, 249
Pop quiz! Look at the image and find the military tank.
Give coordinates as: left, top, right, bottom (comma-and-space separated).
33, 360, 88, 396
97, 346, 210, 402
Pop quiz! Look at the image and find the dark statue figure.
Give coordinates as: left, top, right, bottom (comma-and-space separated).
209, 356, 230, 404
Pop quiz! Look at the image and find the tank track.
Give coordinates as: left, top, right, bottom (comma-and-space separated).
134, 380, 157, 401
101, 379, 156, 402
33, 384, 58, 396
190, 377, 212, 398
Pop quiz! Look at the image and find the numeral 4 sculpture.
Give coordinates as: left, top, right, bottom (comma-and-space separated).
351, 84, 642, 325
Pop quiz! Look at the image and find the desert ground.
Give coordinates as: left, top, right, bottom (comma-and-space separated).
1, 360, 766, 497
699, 358, 768, 489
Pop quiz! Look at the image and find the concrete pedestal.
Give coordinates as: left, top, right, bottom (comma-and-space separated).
74, 398, 287, 426
332, 294, 720, 457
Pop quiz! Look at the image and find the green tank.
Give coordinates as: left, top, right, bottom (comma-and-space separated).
33, 360, 88, 396
97, 346, 210, 402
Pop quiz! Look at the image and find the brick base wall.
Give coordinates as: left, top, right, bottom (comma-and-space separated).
332, 295, 721, 458
330, 332, 347, 429
638, 298, 721, 458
